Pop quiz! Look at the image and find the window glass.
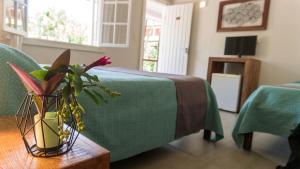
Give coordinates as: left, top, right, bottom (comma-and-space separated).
3, 0, 27, 35
102, 24, 114, 43
4, 0, 15, 29
24, 0, 131, 47
115, 25, 127, 44
103, 4, 115, 23
143, 61, 157, 72
16, 3, 27, 32
116, 3, 128, 23
100, 0, 130, 46
28, 0, 94, 45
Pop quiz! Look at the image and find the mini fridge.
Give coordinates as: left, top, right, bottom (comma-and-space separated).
211, 73, 242, 112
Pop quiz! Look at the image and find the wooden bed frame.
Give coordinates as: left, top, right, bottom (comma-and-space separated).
205, 130, 252, 150
203, 130, 213, 141
243, 133, 253, 151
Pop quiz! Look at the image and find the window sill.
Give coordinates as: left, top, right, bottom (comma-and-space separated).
23, 38, 106, 53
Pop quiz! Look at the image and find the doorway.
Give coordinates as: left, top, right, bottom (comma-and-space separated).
141, 0, 165, 72
141, 0, 194, 75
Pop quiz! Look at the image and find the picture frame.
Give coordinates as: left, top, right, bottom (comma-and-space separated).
217, 0, 270, 32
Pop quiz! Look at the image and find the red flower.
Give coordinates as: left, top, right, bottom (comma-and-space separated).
84, 56, 112, 72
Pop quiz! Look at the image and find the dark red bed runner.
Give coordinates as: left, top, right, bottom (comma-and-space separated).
95, 67, 207, 138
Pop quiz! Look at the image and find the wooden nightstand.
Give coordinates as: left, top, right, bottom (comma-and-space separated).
207, 57, 261, 112
0, 116, 110, 169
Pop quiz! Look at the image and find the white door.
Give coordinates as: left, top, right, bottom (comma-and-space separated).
158, 3, 193, 75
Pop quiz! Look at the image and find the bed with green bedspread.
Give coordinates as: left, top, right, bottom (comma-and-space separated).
0, 44, 41, 116
232, 83, 300, 147
81, 69, 223, 161
0, 44, 223, 162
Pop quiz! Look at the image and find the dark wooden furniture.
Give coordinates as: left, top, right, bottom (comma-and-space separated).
207, 57, 261, 112
243, 133, 254, 151
0, 116, 110, 169
203, 130, 212, 141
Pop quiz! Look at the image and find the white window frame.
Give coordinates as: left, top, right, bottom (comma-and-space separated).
7, 0, 132, 48
2, 0, 28, 36
98, 0, 132, 48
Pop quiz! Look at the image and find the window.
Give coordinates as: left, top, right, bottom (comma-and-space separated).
99, 0, 131, 46
27, 0, 94, 45
3, 0, 28, 35
24, 0, 131, 47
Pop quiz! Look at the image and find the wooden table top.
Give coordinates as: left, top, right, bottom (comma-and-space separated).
208, 56, 261, 63
0, 116, 110, 169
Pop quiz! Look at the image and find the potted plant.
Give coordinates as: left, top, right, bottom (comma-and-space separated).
8, 49, 120, 157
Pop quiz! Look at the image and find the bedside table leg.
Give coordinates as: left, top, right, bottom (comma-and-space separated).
243, 132, 253, 151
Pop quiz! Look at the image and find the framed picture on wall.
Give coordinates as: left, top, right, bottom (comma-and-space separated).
217, 0, 270, 32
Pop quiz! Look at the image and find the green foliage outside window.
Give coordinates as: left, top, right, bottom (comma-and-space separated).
28, 9, 88, 44
143, 61, 157, 72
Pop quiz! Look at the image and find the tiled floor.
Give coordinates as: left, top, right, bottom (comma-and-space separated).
111, 111, 290, 169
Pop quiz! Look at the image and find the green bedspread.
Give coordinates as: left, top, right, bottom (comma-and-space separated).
0, 44, 223, 162
204, 80, 224, 142
0, 44, 40, 116
232, 83, 300, 147
82, 69, 223, 161
82, 69, 178, 161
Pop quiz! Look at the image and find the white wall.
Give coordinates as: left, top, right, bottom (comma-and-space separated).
21, 0, 144, 69
173, 0, 300, 85
3, 0, 300, 85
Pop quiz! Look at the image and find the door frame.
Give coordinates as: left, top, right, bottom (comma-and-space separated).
138, 0, 172, 71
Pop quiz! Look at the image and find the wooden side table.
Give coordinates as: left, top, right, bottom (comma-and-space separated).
0, 116, 110, 169
207, 57, 261, 112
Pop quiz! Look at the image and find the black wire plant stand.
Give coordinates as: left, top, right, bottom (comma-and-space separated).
15, 92, 80, 157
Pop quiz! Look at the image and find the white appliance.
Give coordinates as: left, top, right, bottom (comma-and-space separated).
211, 73, 242, 112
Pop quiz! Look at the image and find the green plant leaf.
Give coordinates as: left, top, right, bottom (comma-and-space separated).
73, 76, 83, 96
30, 70, 48, 80
73, 64, 84, 75
82, 73, 94, 82
45, 65, 69, 80
93, 90, 107, 104
110, 91, 121, 97
43, 66, 50, 70
62, 85, 71, 100
92, 75, 100, 82
83, 89, 100, 105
